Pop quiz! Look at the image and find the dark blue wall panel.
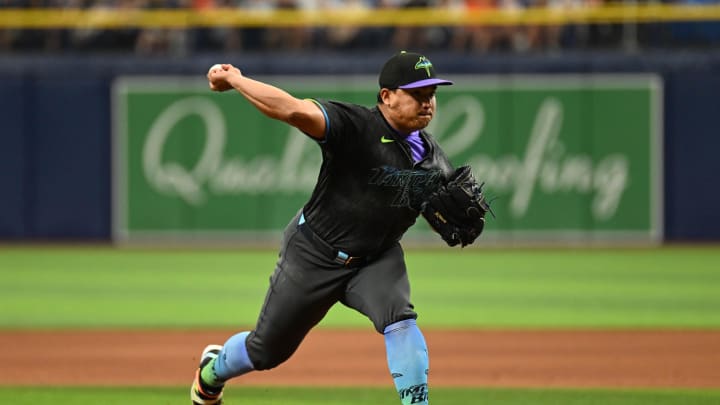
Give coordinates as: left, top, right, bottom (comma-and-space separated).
26, 77, 111, 239
663, 73, 720, 241
0, 79, 27, 238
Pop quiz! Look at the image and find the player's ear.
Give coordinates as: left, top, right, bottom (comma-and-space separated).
378, 88, 394, 106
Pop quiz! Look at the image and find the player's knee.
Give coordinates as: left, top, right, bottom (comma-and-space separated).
248, 352, 288, 371
377, 314, 418, 334
374, 319, 389, 334
245, 334, 295, 371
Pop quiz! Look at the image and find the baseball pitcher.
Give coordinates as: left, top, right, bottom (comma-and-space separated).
192, 51, 490, 405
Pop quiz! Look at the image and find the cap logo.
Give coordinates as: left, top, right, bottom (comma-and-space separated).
414, 56, 433, 78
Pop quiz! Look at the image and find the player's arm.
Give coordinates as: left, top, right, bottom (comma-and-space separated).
207, 63, 326, 140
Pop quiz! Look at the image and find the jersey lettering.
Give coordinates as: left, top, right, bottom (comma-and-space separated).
398, 383, 428, 403
369, 167, 442, 209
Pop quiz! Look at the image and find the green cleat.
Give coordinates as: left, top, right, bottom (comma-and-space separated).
190, 345, 224, 405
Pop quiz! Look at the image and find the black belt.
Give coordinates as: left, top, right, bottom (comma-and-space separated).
297, 216, 370, 268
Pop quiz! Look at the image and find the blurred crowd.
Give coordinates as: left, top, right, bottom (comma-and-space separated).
1, 0, 720, 54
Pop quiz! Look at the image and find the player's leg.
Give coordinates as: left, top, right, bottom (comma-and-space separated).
199, 265, 339, 388
244, 214, 356, 371
342, 244, 429, 405
193, 211, 352, 403
383, 318, 429, 405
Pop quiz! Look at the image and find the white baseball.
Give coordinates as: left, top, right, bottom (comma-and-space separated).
208, 64, 223, 73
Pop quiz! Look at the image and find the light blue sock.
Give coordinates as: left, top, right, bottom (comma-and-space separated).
384, 319, 429, 405
209, 331, 255, 383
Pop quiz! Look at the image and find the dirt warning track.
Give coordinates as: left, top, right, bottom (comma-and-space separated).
1, 329, 719, 388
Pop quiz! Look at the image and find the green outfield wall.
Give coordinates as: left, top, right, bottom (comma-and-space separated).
114, 75, 662, 243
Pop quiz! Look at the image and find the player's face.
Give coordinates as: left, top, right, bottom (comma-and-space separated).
386, 86, 437, 133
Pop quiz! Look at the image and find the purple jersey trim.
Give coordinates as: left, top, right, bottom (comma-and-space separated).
404, 130, 426, 163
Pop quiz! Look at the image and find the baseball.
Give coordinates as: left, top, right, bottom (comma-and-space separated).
208, 64, 223, 73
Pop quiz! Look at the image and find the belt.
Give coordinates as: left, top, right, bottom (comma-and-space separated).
297, 213, 370, 268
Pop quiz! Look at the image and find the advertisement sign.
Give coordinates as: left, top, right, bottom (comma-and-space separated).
113, 75, 662, 243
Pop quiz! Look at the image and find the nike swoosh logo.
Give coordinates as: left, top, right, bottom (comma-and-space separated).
380, 136, 395, 143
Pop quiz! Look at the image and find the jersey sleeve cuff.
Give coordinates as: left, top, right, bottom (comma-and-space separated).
306, 98, 329, 144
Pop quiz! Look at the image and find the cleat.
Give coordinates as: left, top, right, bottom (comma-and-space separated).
191, 344, 224, 405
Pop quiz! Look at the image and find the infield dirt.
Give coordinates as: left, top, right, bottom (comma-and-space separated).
1, 329, 719, 388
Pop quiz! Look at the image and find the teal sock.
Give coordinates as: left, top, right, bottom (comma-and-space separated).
213, 331, 255, 380
384, 319, 429, 405
199, 331, 255, 388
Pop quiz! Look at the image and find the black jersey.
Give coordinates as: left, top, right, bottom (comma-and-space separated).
302, 100, 455, 256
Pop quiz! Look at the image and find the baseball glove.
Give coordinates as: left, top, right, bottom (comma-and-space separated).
421, 165, 492, 247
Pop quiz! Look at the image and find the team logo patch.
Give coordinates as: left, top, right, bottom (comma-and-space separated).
414, 57, 433, 77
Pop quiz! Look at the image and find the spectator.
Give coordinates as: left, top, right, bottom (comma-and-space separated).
263, 0, 315, 50
385, 0, 448, 50
583, 0, 623, 49
0, 0, 24, 51
193, 0, 269, 52
317, 0, 381, 49
1, 0, 66, 51
449, 0, 504, 51
521, 0, 565, 52
449, 0, 526, 52
135, 0, 191, 55
68, 0, 141, 52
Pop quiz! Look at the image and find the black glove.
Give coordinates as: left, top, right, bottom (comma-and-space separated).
421, 165, 492, 247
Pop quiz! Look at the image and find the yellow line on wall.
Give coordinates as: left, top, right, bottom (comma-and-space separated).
1, 5, 720, 29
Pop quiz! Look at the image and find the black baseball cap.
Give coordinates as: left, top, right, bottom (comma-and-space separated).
378, 51, 453, 90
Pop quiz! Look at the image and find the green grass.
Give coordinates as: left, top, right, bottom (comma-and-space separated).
4, 386, 720, 405
2, 247, 718, 403
0, 246, 719, 328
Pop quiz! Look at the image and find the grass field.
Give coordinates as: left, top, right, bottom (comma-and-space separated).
1, 246, 719, 404
1, 246, 719, 329
4, 386, 720, 405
